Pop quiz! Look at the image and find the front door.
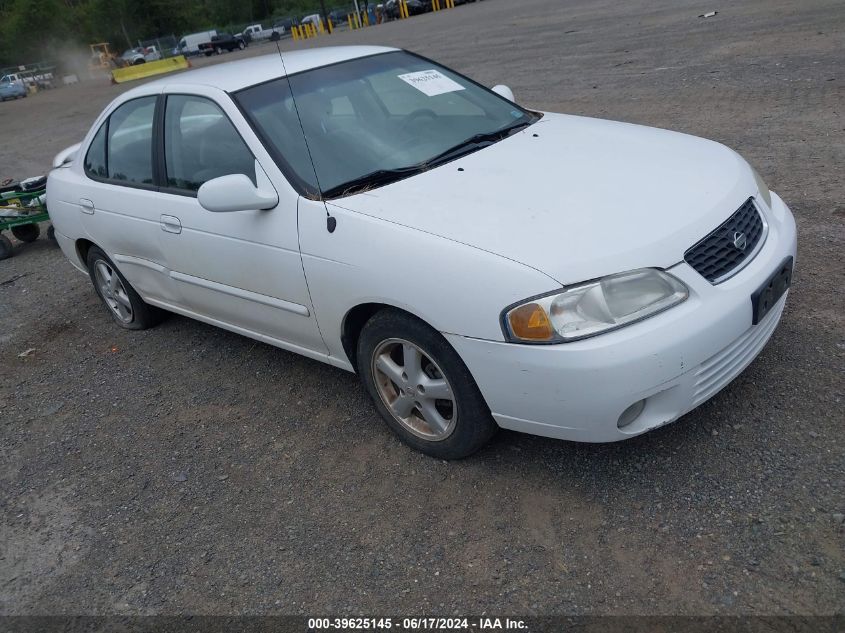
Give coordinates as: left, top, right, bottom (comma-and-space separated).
153, 89, 326, 356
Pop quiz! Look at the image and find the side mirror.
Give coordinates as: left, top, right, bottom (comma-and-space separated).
491, 84, 515, 103
197, 160, 278, 213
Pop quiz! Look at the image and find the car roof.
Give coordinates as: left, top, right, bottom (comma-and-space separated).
128, 46, 398, 96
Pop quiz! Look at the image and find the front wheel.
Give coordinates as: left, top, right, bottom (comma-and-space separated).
86, 246, 163, 330
357, 310, 496, 459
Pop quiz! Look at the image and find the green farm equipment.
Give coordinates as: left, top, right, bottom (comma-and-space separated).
0, 184, 55, 260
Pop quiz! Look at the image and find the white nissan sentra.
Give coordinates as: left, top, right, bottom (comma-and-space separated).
47, 46, 797, 458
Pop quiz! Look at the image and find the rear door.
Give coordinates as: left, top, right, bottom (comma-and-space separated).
76, 92, 181, 304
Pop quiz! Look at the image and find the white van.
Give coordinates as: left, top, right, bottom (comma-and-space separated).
177, 31, 217, 55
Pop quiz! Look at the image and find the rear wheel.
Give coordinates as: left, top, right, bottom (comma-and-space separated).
11, 223, 39, 243
357, 309, 496, 459
86, 246, 163, 330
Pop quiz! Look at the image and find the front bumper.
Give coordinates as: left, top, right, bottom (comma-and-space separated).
445, 192, 798, 442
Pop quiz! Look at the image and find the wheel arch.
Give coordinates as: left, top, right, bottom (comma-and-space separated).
75, 237, 95, 267
341, 302, 438, 371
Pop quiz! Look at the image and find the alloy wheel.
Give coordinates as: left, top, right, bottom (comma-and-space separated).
94, 260, 133, 324
371, 338, 457, 441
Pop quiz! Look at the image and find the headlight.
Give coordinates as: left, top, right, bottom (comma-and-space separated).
751, 167, 772, 209
503, 268, 689, 343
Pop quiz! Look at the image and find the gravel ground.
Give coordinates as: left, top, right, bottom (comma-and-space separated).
1, 0, 843, 616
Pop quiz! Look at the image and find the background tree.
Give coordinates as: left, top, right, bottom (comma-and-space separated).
0, 0, 335, 67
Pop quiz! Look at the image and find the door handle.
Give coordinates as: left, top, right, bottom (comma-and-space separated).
79, 198, 95, 214
160, 214, 182, 234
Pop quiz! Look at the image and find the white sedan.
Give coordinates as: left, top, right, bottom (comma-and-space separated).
47, 46, 797, 458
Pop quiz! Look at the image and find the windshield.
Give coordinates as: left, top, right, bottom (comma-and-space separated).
235, 51, 537, 198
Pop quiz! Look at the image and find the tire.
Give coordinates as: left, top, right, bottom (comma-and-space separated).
238, 41, 245, 50
357, 309, 496, 459
11, 223, 39, 243
0, 234, 13, 260
47, 224, 56, 243
86, 246, 163, 330
205, 51, 212, 57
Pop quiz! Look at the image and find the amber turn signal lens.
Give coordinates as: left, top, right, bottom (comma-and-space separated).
507, 303, 554, 341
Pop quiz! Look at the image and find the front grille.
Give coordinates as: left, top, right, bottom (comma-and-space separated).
684, 198, 765, 283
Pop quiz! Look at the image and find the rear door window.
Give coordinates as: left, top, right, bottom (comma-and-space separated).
83, 97, 156, 185
107, 97, 156, 184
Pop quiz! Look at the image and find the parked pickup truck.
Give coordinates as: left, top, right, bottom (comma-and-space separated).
198, 33, 247, 56
240, 23, 285, 41
121, 46, 161, 65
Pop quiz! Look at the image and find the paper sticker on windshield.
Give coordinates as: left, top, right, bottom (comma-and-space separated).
398, 70, 465, 97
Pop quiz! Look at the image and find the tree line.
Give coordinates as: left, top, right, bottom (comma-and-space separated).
0, 0, 343, 67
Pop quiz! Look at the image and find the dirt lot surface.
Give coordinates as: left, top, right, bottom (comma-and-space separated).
1, 0, 843, 617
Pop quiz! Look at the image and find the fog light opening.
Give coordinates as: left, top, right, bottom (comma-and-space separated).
617, 399, 646, 429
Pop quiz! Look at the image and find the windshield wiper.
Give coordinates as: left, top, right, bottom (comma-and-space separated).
321, 120, 533, 199
425, 120, 533, 168
321, 166, 423, 198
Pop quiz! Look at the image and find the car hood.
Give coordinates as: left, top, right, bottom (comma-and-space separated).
328, 113, 755, 285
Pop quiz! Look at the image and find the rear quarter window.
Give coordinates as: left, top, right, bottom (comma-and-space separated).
108, 97, 155, 184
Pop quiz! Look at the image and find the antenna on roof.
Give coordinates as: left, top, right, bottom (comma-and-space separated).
273, 39, 336, 233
